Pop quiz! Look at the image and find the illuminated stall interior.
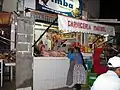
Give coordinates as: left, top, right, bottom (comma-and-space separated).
33, 21, 107, 57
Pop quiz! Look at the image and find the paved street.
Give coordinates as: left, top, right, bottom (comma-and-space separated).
0, 81, 90, 90
51, 87, 90, 90
0, 80, 15, 90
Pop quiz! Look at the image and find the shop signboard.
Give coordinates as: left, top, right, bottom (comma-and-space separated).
36, 0, 82, 17
58, 15, 115, 36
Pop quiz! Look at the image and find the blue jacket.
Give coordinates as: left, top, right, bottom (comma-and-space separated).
67, 52, 87, 70
67, 52, 75, 61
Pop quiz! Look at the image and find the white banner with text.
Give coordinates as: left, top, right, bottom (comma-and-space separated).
58, 15, 115, 36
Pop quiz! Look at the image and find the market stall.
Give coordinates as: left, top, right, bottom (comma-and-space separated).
33, 14, 115, 90
0, 12, 15, 62
0, 12, 16, 87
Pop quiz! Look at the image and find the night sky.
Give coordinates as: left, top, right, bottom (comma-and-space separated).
100, 0, 120, 20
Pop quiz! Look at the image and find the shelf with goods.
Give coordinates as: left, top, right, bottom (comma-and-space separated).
34, 23, 108, 58
34, 25, 93, 57
35, 21, 91, 53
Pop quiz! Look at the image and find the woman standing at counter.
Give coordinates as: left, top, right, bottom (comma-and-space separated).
73, 47, 87, 90
66, 47, 87, 90
66, 47, 75, 87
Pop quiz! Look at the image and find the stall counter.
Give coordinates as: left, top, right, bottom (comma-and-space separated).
33, 53, 92, 90
33, 57, 69, 90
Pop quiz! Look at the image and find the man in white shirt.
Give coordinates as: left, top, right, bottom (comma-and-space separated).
45, 35, 51, 51
91, 56, 120, 90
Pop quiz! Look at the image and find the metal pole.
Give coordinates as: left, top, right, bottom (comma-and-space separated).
91, 28, 114, 45
0, 40, 10, 45
95, 37, 115, 49
91, 35, 103, 45
0, 35, 15, 43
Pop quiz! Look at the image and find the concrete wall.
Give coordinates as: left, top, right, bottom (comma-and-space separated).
24, 0, 35, 9
16, 17, 34, 89
2, 0, 17, 12
2, 0, 35, 12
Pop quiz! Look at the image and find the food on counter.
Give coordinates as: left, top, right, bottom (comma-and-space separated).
49, 51, 58, 57
42, 51, 50, 57
42, 50, 66, 57
59, 52, 66, 56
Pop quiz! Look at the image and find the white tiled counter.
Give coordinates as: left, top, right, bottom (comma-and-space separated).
33, 57, 69, 90
33, 53, 92, 90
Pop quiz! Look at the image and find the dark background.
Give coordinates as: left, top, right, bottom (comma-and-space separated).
100, 0, 120, 45
0, 27, 11, 53
100, 0, 120, 20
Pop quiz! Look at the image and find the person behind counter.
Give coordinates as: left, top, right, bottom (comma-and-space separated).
38, 40, 45, 55
45, 35, 51, 51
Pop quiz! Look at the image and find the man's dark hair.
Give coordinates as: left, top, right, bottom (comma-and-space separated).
68, 48, 74, 53
108, 67, 118, 71
74, 47, 81, 53
108, 62, 119, 71
117, 54, 120, 57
